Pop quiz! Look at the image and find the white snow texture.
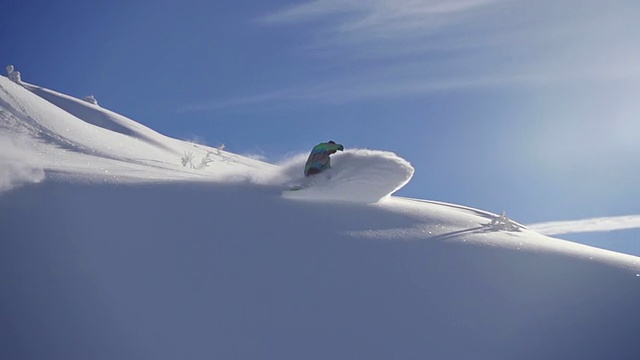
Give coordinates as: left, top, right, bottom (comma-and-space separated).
1, 74, 639, 360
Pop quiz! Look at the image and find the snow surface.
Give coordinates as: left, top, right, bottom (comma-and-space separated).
1, 75, 640, 360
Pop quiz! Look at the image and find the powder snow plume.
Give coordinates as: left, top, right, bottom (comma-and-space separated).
280, 149, 414, 203
0, 136, 45, 192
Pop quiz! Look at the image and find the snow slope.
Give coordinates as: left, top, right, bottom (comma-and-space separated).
1, 76, 639, 360
0, 77, 268, 186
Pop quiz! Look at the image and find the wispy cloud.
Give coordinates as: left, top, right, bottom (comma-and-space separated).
258, 0, 509, 57
259, 0, 360, 24
186, 0, 640, 111
259, 0, 500, 32
528, 215, 640, 236
181, 72, 537, 112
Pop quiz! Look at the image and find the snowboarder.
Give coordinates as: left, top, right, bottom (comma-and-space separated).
304, 141, 344, 177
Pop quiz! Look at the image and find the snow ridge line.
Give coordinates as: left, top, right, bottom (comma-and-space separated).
402, 197, 528, 230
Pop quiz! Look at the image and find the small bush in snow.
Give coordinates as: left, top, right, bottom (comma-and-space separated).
6, 65, 22, 84
181, 151, 214, 170
488, 211, 520, 231
214, 144, 237, 163
181, 151, 195, 167
194, 151, 214, 169
84, 95, 98, 105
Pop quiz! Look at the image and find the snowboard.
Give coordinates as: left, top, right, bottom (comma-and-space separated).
285, 173, 333, 191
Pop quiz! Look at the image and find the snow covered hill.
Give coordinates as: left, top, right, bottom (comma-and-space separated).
1, 75, 639, 360
1, 77, 269, 188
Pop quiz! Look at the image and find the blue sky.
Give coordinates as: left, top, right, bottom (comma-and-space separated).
2, 0, 639, 254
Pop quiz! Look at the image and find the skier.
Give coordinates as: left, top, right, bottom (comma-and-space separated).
304, 140, 344, 177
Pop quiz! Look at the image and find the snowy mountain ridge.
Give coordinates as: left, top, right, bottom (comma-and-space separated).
1, 75, 639, 360
1, 76, 273, 186
3, 75, 637, 266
